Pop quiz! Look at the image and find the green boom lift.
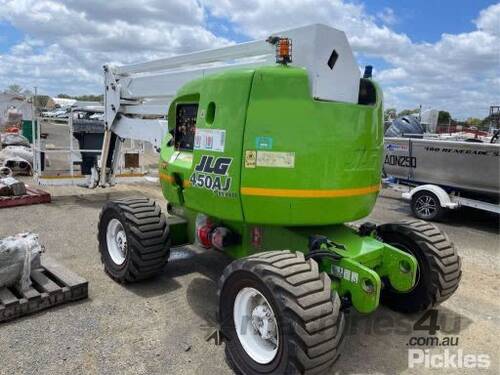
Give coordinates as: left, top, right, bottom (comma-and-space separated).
96, 24, 461, 374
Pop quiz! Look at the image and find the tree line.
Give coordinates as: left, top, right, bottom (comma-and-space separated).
2, 84, 103, 103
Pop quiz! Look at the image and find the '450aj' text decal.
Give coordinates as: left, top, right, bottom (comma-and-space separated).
190, 155, 233, 193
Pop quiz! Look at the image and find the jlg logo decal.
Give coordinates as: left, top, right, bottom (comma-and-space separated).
195, 155, 231, 175
190, 155, 233, 193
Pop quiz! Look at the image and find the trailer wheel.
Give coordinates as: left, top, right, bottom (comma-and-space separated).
218, 251, 345, 375
98, 197, 170, 283
377, 220, 461, 313
411, 191, 444, 221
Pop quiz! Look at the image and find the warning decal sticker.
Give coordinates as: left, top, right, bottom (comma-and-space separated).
256, 151, 295, 168
194, 129, 226, 152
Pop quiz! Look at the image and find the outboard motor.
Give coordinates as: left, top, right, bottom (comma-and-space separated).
385, 115, 424, 137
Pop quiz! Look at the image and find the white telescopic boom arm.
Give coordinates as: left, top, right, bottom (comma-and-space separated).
97, 24, 360, 186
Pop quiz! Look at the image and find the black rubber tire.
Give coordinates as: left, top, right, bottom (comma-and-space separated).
97, 197, 170, 283
411, 191, 444, 221
377, 220, 461, 313
218, 250, 345, 375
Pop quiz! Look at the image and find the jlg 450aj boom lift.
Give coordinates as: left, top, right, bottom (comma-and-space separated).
96, 24, 461, 374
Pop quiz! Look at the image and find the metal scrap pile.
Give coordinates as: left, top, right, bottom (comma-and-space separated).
0, 133, 33, 176
0, 176, 26, 196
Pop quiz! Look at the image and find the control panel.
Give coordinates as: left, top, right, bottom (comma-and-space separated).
175, 103, 198, 151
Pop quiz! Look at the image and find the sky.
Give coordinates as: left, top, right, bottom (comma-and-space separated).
0, 0, 499, 119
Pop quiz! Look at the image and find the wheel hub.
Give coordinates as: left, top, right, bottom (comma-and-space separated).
233, 287, 279, 364
106, 218, 127, 265
251, 304, 276, 341
415, 195, 437, 217
116, 231, 127, 252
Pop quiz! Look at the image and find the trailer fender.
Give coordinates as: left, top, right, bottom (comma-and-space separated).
402, 185, 458, 209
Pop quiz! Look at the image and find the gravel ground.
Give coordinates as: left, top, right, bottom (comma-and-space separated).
0, 183, 498, 375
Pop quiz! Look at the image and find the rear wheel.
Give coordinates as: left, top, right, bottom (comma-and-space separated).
98, 197, 170, 283
377, 220, 461, 313
411, 191, 444, 221
218, 250, 345, 375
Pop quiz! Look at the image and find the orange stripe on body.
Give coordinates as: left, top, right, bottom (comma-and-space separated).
160, 171, 378, 198
159, 172, 174, 183
240, 184, 380, 198
159, 172, 191, 187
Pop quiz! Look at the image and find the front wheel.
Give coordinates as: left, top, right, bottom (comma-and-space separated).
97, 197, 170, 283
218, 251, 345, 375
377, 220, 461, 313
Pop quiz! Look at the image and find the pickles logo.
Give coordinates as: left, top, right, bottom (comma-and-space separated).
190, 155, 232, 193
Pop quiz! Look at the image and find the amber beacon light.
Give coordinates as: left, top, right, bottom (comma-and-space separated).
266, 36, 292, 64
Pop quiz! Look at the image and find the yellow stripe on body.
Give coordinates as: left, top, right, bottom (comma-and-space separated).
159, 172, 191, 187
240, 184, 380, 198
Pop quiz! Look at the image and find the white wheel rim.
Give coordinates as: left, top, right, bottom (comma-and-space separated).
233, 287, 279, 364
106, 218, 127, 265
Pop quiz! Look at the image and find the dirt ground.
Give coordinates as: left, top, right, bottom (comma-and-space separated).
0, 182, 498, 375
